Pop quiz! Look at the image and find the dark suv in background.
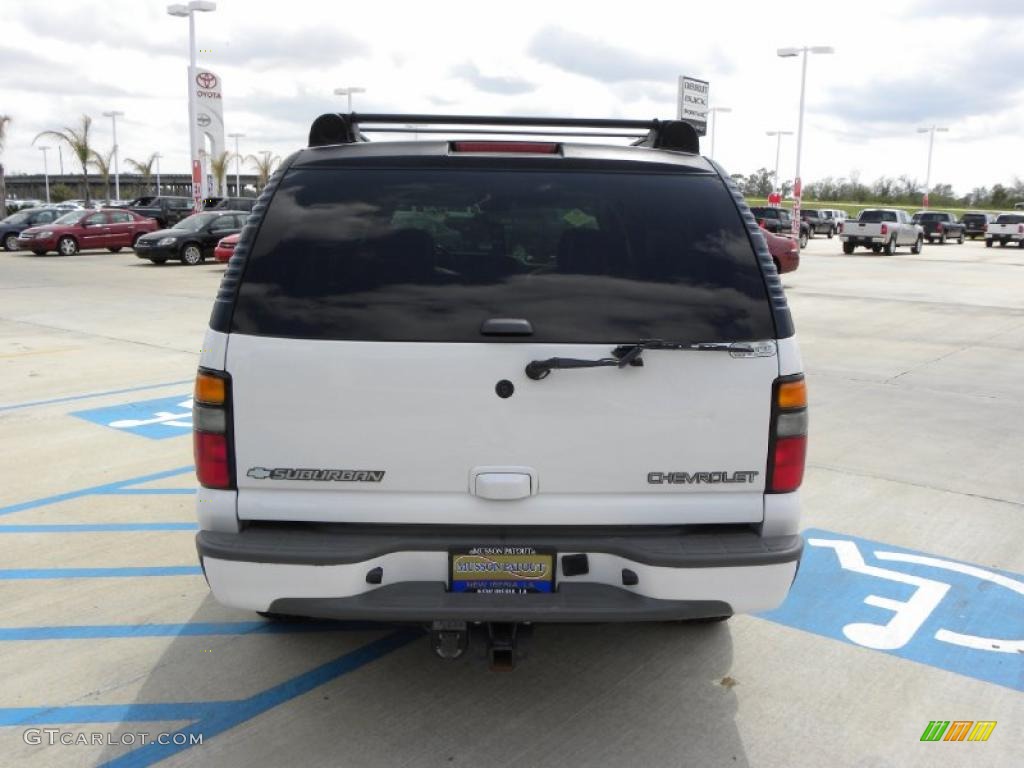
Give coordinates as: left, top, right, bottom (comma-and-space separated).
1, 207, 62, 251
127, 196, 194, 228
960, 212, 994, 240
749, 206, 810, 247
911, 212, 965, 244
800, 208, 836, 238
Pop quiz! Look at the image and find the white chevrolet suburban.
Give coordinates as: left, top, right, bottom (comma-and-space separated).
191, 114, 807, 663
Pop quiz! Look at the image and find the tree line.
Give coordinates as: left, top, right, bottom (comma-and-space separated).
2, 114, 282, 209
732, 167, 1024, 209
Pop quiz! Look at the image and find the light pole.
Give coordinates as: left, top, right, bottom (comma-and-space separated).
39, 147, 51, 204
57, 146, 64, 176
167, 1, 217, 212
334, 86, 366, 112
707, 106, 731, 160
765, 131, 793, 195
228, 132, 244, 195
916, 125, 948, 208
154, 152, 163, 195
777, 45, 834, 247
102, 111, 124, 201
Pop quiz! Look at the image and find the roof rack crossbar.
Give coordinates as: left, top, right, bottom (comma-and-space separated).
308, 113, 703, 153
360, 127, 648, 139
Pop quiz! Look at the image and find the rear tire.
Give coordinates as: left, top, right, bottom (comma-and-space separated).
32, 250, 47, 256
939, 233, 947, 245
842, 241, 855, 255
957, 231, 965, 244
871, 244, 882, 254
181, 244, 204, 265
799, 230, 809, 249
149, 258, 168, 265
827, 227, 834, 239
985, 239, 992, 248
107, 246, 122, 253
910, 236, 923, 255
3, 233, 18, 251
884, 237, 896, 255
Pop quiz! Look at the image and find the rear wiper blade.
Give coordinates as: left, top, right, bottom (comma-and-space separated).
525, 340, 773, 381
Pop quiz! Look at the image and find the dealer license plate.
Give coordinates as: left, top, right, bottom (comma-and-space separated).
449, 546, 554, 594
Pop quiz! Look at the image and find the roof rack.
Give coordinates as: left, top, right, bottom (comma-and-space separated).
307, 113, 702, 154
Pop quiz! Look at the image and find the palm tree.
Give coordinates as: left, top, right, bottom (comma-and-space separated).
89, 148, 114, 204
126, 152, 158, 196
246, 151, 280, 192
210, 150, 231, 196
35, 115, 94, 205
0, 115, 11, 214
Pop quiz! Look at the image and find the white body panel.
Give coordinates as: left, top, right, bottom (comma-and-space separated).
226, 334, 780, 526
985, 223, 1024, 242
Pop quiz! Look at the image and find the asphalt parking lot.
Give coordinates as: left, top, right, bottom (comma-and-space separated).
1, 237, 1022, 767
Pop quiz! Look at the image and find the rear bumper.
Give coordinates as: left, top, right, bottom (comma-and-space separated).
840, 235, 885, 245
197, 525, 803, 622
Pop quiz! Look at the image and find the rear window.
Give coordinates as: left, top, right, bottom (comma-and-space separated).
858, 210, 897, 223
232, 166, 774, 343
995, 214, 1024, 224
917, 213, 947, 222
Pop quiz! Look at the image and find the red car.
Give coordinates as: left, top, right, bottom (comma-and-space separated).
214, 232, 239, 263
759, 224, 799, 274
16, 208, 159, 256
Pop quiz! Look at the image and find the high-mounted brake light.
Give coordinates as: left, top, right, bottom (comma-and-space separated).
768, 374, 808, 494
193, 368, 234, 490
452, 141, 559, 154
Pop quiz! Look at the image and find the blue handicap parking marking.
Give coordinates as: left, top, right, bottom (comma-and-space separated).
760, 528, 1024, 691
71, 395, 192, 439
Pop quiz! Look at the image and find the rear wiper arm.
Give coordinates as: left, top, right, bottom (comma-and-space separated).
525, 340, 764, 381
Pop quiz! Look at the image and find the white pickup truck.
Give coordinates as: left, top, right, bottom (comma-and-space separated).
840, 208, 923, 255
985, 213, 1024, 247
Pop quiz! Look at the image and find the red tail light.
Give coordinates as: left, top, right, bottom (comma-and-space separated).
937, 223, 944, 232
880, 223, 889, 236
984, 224, 988, 232
1019, 224, 1024, 234
193, 369, 234, 489
768, 375, 808, 494
194, 431, 230, 488
452, 141, 558, 154
770, 437, 807, 493
838, 222, 843, 233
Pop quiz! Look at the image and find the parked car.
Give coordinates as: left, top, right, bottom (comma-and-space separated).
133, 211, 245, 265
985, 212, 1024, 247
191, 113, 808, 650
800, 208, 836, 238
208, 197, 256, 213
758, 224, 799, 273
15, 208, 159, 255
53, 201, 85, 211
960, 212, 994, 239
818, 208, 848, 229
213, 232, 239, 262
911, 211, 965, 244
127, 195, 195, 228
839, 209, 923, 255
749, 206, 810, 247
1, 207, 63, 251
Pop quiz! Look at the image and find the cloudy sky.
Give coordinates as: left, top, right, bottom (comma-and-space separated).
2, 0, 1022, 195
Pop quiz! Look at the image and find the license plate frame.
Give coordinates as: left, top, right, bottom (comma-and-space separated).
449, 546, 556, 594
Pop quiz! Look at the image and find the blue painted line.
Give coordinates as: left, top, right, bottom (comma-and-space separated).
0, 380, 192, 413
103, 488, 196, 496
103, 629, 421, 768
0, 522, 197, 533
0, 466, 193, 517
0, 620, 398, 640
0, 566, 202, 580
0, 701, 224, 727
759, 528, 1024, 692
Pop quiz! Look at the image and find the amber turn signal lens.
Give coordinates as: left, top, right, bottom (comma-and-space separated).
194, 372, 226, 405
777, 378, 807, 409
